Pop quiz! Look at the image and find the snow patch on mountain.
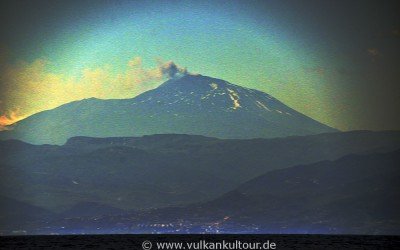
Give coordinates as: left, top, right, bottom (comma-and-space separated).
210, 83, 218, 90
227, 88, 241, 110
255, 100, 271, 111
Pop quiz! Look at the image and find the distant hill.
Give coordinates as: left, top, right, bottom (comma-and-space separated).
192, 149, 400, 234
0, 130, 400, 215
0, 196, 55, 231
0, 74, 336, 145
105, 150, 399, 234
61, 202, 126, 218
33, 149, 400, 235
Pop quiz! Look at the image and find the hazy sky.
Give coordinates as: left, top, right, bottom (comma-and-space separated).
0, 0, 399, 131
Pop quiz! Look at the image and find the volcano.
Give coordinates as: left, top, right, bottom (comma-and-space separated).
0, 74, 336, 144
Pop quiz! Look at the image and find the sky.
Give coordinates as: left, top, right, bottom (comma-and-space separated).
0, 0, 399, 131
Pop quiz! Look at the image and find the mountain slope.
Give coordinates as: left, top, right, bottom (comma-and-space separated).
0, 196, 55, 231
127, 150, 400, 234
0, 74, 336, 145
0, 131, 399, 213
33, 150, 400, 234
196, 150, 400, 234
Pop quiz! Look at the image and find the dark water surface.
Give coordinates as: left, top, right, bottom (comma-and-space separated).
1, 234, 399, 249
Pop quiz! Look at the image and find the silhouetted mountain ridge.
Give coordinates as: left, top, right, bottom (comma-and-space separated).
0, 130, 399, 217
137, 150, 400, 234
23, 149, 400, 235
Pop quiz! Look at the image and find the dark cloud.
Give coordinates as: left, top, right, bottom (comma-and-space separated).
159, 61, 188, 79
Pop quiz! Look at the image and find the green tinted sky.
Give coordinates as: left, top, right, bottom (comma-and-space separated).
0, 0, 399, 131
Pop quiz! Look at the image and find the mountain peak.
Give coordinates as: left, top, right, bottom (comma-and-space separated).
0, 73, 336, 144
159, 73, 220, 87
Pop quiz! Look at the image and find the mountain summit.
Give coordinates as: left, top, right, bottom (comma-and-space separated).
0, 74, 336, 144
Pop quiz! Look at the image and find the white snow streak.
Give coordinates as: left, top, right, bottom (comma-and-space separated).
210, 83, 218, 90
255, 100, 271, 111
227, 88, 241, 110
